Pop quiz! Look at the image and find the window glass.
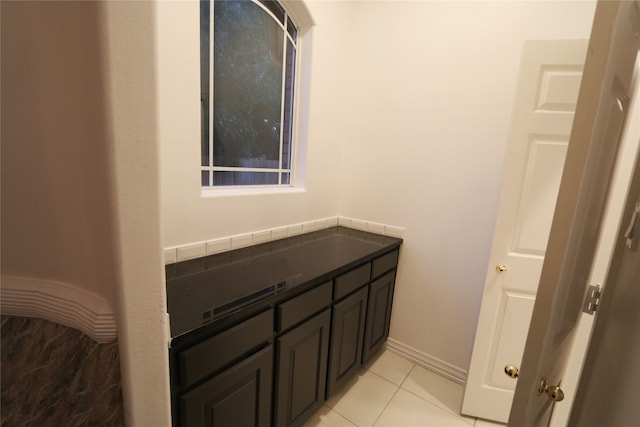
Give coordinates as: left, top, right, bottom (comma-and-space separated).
213, 171, 280, 186
200, 0, 210, 168
201, 0, 298, 188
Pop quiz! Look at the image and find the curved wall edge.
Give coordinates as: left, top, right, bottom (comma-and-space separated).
0, 276, 117, 343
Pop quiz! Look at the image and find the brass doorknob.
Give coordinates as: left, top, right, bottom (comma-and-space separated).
496, 264, 507, 273
504, 364, 519, 379
537, 377, 564, 402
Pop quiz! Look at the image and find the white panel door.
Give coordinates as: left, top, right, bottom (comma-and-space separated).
461, 40, 587, 423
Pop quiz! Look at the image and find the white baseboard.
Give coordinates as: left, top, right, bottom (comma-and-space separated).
1, 276, 117, 343
386, 337, 467, 385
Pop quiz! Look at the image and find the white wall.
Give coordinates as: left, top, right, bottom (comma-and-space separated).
159, 0, 358, 248
339, 1, 596, 370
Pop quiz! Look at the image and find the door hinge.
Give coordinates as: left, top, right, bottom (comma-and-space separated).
583, 284, 602, 315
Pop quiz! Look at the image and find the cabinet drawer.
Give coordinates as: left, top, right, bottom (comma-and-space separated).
371, 250, 399, 279
178, 308, 273, 389
277, 281, 332, 332
334, 263, 371, 300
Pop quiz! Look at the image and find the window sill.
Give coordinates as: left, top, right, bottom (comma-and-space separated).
201, 186, 306, 198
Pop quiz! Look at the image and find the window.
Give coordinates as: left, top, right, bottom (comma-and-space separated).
201, 0, 298, 187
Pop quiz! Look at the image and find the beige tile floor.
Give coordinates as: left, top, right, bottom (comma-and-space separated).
303, 349, 507, 427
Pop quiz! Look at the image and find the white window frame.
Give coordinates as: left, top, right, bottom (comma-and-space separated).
201, 0, 301, 193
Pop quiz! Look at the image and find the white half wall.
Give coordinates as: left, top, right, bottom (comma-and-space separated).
103, 1, 171, 425
339, 0, 597, 370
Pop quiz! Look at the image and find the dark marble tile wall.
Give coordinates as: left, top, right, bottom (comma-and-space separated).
1, 316, 125, 427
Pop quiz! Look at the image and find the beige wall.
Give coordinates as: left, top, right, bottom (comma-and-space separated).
1, 0, 118, 310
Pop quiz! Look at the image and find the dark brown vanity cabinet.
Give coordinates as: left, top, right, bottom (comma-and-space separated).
168, 229, 401, 427
362, 250, 399, 364
175, 309, 274, 427
362, 270, 396, 364
274, 282, 332, 427
326, 281, 369, 398
275, 309, 331, 427
180, 345, 273, 427
325, 261, 373, 399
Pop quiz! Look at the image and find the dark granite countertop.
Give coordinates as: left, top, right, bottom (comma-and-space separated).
166, 226, 402, 343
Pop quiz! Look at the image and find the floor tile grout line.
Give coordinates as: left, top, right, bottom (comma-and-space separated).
331, 405, 358, 427
365, 367, 409, 389
397, 364, 475, 425
398, 363, 417, 388
398, 386, 477, 426
369, 382, 402, 427
327, 368, 398, 427
358, 358, 417, 427
364, 360, 417, 389
333, 350, 480, 426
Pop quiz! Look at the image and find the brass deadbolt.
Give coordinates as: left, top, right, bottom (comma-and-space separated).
496, 264, 507, 273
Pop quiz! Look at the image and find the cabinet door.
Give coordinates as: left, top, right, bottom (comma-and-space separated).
179, 345, 272, 427
326, 286, 368, 398
362, 270, 396, 364
275, 309, 330, 427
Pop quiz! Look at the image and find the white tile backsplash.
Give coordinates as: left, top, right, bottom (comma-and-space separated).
168, 216, 404, 261
384, 225, 406, 238
326, 217, 339, 227
271, 226, 289, 241
338, 216, 351, 227
206, 238, 231, 255
252, 230, 272, 245
302, 221, 317, 234
350, 219, 367, 231
366, 221, 386, 235
288, 223, 303, 237
177, 242, 206, 262
231, 233, 253, 249
314, 218, 329, 230
164, 248, 177, 265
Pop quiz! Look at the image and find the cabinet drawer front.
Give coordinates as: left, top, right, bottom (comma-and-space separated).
179, 309, 273, 389
277, 281, 332, 332
334, 263, 371, 300
371, 250, 399, 279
